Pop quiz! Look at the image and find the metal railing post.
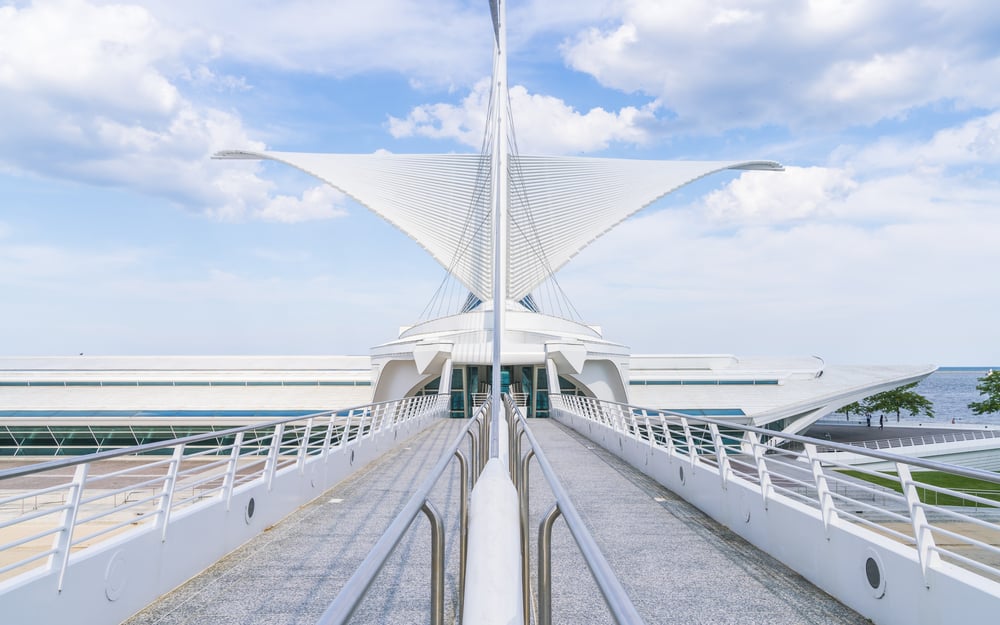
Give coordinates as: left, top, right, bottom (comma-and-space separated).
897, 462, 940, 581
341, 412, 353, 447
455, 449, 469, 615
158, 444, 185, 541
466, 429, 479, 486
223, 432, 244, 510
51, 462, 88, 592
538, 503, 562, 625
746, 431, 773, 510
709, 424, 732, 490
265, 423, 284, 491
421, 500, 445, 625
297, 417, 314, 472
520, 448, 536, 625
804, 443, 838, 531
322, 416, 336, 460
680, 417, 697, 464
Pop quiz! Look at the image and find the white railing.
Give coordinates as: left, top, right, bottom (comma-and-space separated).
554, 394, 1000, 624
0, 394, 446, 623
826, 428, 1000, 451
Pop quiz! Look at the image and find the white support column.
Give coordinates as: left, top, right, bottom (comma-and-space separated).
439, 358, 454, 400
490, 0, 509, 426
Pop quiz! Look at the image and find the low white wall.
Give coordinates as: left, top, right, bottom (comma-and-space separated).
463, 459, 523, 625
553, 409, 1000, 625
0, 412, 442, 625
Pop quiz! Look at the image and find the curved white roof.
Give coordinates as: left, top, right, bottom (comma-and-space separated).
214, 150, 781, 302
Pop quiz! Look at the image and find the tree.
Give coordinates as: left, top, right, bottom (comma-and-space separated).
969, 370, 1000, 416
865, 382, 935, 422
835, 401, 862, 420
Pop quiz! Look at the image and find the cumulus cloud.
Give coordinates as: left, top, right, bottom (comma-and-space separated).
561, 0, 1000, 131
0, 1, 345, 223
552, 109, 1000, 363
388, 78, 661, 153
703, 166, 858, 224
701, 110, 1000, 227
133, 0, 491, 86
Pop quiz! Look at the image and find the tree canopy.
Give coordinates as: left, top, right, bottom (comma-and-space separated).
866, 382, 935, 422
837, 383, 935, 422
969, 370, 1000, 416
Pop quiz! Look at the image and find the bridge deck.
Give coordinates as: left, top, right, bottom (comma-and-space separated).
125, 418, 866, 624
525, 420, 867, 625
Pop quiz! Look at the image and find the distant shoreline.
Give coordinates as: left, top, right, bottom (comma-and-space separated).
937, 366, 997, 372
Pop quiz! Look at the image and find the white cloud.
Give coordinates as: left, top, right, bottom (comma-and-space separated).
0, 1, 344, 223
133, 0, 491, 87
550, 110, 1000, 363
388, 78, 660, 153
703, 165, 858, 223
561, 0, 1000, 130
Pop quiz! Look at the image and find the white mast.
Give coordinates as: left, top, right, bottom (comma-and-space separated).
490, 0, 508, 423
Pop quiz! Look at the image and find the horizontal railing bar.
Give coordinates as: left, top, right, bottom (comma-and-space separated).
0, 503, 71, 528
317, 403, 486, 625
585, 399, 1000, 484
76, 477, 167, 504
73, 495, 160, 526
0, 526, 64, 552
934, 547, 1000, 577
0, 397, 423, 481
70, 516, 149, 547
510, 399, 645, 625
82, 457, 176, 483
0, 548, 56, 576
0, 482, 73, 506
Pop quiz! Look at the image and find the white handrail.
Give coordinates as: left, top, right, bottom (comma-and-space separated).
556, 395, 1000, 585
0, 394, 446, 590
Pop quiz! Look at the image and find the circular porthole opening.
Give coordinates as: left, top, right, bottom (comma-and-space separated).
350, 449, 356, 465
679, 466, 685, 485
245, 497, 256, 524
104, 551, 127, 601
865, 549, 886, 598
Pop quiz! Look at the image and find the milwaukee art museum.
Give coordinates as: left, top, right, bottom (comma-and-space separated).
5, 3, 998, 625
0, 85, 931, 453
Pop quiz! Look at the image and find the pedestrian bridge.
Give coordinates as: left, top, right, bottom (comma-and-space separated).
1, 394, 999, 624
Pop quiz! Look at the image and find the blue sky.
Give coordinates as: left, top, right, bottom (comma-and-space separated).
1, 0, 998, 365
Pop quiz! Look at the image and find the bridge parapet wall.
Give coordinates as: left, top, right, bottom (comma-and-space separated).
552, 400, 1000, 625
0, 396, 447, 625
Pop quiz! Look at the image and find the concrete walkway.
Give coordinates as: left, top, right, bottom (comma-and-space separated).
124, 418, 470, 625
524, 419, 868, 625
126, 417, 867, 624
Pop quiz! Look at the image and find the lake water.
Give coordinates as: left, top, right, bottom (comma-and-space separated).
852, 367, 998, 426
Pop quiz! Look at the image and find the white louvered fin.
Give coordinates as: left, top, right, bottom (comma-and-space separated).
506, 155, 782, 301
213, 150, 781, 304
214, 150, 495, 301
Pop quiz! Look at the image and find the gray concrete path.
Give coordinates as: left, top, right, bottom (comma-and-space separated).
125, 417, 871, 625
124, 418, 470, 625
525, 419, 869, 625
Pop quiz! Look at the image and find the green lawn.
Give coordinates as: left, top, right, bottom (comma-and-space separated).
840, 470, 1000, 507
